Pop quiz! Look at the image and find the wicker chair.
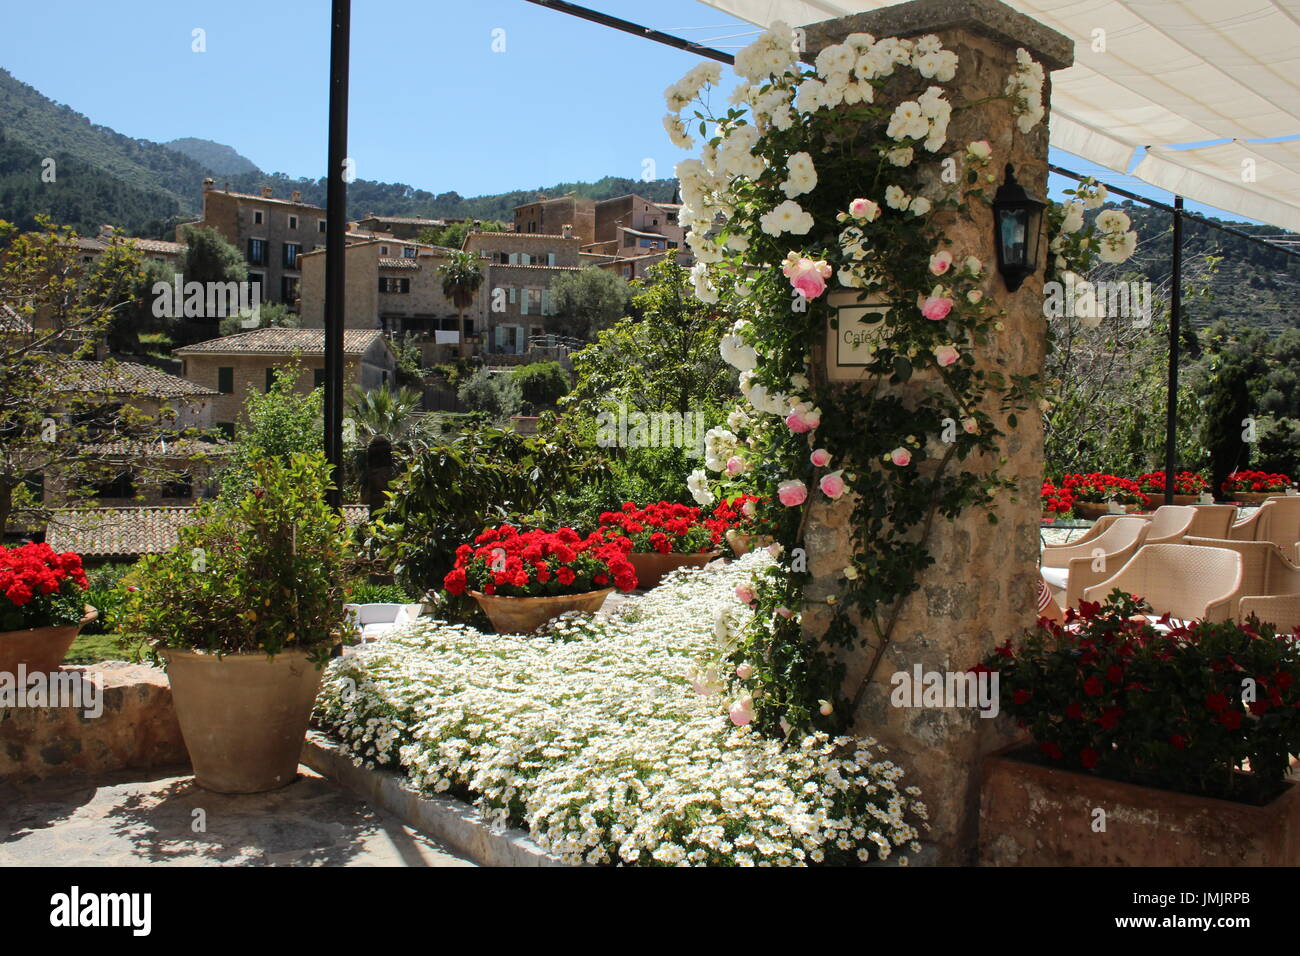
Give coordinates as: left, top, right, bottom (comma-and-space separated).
1142, 505, 1198, 545
1186, 504, 1237, 539
1228, 496, 1300, 552
1041, 516, 1150, 609
1058, 512, 1137, 549
1081, 544, 1244, 624
1238, 595, 1300, 631
1183, 537, 1300, 627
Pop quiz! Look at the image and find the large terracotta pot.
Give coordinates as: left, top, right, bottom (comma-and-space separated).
160, 647, 324, 794
1231, 491, 1284, 506
980, 746, 1300, 866
471, 588, 613, 634
0, 607, 97, 676
627, 551, 720, 590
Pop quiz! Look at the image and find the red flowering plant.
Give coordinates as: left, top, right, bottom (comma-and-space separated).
0, 543, 89, 631
1060, 473, 1150, 508
1039, 480, 1076, 517
597, 502, 719, 555
443, 524, 637, 598
1137, 471, 1208, 497
979, 590, 1300, 804
1221, 470, 1290, 496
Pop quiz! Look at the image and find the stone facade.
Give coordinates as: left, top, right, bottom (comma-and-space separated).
183, 181, 328, 309
797, 0, 1071, 863
513, 196, 596, 246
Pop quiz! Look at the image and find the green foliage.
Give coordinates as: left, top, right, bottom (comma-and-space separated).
123, 453, 350, 658
218, 365, 322, 500
81, 562, 134, 635
416, 220, 505, 249
549, 266, 632, 339
345, 581, 415, 604
457, 368, 521, 422
1200, 360, 1253, 495
177, 225, 247, 286
219, 301, 298, 336
367, 421, 609, 595
508, 361, 569, 411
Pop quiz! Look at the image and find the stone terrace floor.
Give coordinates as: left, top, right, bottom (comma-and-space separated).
0, 765, 475, 867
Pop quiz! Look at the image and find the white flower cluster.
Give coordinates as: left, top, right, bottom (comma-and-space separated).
315, 554, 928, 866
704, 427, 740, 472
885, 86, 951, 152
794, 33, 956, 116
733, 20, 799, 82
1005, 48, 1045, 133
663, 62, 724, 149
1095, 208, 1138, 264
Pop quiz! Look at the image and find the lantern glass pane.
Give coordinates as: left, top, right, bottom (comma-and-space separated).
998, 208, 1029, 267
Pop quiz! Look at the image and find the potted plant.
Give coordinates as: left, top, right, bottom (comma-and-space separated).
1138, 470, 1209, 506
0, 543, 94, 676
1221, 470, 1291, 505
597, 501, 723, 589
977, 592, 1300, 866
123, 453, 351, 794
1039, 480, 1076, 521
1061, 473, 1151, 519
707, 494, 768, 556
443, 524, 637, 633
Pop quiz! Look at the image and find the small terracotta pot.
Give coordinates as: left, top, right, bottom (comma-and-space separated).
627, 551, 720, 590
470, 588, 613, 634
1070, 501, 1111, 520
160, 647, 324, 794
726, 530, 752, 556
0, 606, 97, 676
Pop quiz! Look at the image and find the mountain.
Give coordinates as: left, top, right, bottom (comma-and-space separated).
164, 138, 260, 177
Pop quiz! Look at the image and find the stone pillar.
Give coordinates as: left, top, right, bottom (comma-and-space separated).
799, 0, 1072, 863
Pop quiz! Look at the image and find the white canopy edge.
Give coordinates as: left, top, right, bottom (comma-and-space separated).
695, 0, 1300, 230
1134, 140, 1300, 232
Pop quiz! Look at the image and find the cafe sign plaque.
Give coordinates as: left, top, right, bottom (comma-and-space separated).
825, 289, 891, 383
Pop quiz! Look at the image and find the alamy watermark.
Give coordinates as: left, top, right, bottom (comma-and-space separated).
152, 273, 261, 325
889, 665, 1000, 718
596, 402, 706, 458
0, 666, 102, 718
1043, 274, 1153, 327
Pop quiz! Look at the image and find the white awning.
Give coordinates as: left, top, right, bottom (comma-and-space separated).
695, 0, 1300, 229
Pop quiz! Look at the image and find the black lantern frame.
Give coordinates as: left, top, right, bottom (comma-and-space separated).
992, 164, 1046, 292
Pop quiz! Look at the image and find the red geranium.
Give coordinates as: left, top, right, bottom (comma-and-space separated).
598, 501, 717, 554
1221, 470, 1290, 496
1059, 473, 1151, 509
1137, 471, 1208, 497
443, 525, 637, 598
0, 542, 89, 631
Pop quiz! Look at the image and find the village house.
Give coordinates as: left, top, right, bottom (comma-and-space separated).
353, 214, 456, 240
74, 226, 187, 268
297, 238, 488, 342
180, 180, 328, 309
463, 230, 584, 354
173, 327, 397, 433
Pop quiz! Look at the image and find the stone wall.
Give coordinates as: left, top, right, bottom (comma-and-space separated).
0, 663, 187, 782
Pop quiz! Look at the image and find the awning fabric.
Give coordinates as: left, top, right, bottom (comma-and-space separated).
694, 0, 1300, 229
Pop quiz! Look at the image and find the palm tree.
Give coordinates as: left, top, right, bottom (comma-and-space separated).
347, 384, 425, 447
438, 251, 485, 358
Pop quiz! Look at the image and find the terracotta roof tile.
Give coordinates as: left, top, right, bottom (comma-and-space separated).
54, 360, 219, 398
174, 328, 385, 356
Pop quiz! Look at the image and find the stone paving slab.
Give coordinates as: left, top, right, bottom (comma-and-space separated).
0, 765, 475, 867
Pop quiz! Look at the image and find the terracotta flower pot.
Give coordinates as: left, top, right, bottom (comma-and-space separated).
627, 551, 720, 590
1232, 491, 1283, 506
470, 588, 613, 634
0, 606, 97, 676
725, 530, 752, 556
980, 746, 1300, 866
1070, 501, 1111, 520
160, 647, 324, 794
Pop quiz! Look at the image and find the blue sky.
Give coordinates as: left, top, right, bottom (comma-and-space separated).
0, 0, 1263, 223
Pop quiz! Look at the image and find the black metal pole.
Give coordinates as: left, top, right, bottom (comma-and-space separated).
1164, 195, 1183, 506
324, 0, 350, 511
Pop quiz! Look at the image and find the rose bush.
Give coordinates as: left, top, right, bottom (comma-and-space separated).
442, 524, 637, 598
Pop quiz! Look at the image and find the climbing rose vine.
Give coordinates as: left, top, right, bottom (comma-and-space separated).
664, 24, 1057, 738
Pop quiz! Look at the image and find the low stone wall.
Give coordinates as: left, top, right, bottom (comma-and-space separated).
0, 662, 187, 782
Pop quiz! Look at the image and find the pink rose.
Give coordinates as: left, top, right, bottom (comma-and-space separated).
729, 696, 754, 726
890, 447, 912, 467
777, 479, 808, 507
792, 271, 827, 301
962, 417, 978, 434
929, 251, 953, 275
921, 296, 953, 321
734, 583, 755, 604
934, 344, 959, 367
784, 402, 821, 434
810, 448, 831, 468
735, 663, 754, 679
726, 455, 747, 475
775, 606, 794, 619
848, 197, 880, 221
819, 469, 847, 500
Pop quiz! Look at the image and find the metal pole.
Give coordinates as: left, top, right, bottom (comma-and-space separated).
1163, 195, 1183, 505
324, 0, 350, 510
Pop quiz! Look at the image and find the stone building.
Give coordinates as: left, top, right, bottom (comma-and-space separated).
464, 231, 584, 354
181, 180, 328, 309
174, 327, 396, 433
298, 238, 487, 339
590, 194, 687, 258
513, 195, 596, 246
353, 215, 451, 240
74, 227, 186, 268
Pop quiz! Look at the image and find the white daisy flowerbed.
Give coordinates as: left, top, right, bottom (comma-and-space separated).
315, 553, 929, 866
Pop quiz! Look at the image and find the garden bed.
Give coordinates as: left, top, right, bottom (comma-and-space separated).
314, 553, 928, 866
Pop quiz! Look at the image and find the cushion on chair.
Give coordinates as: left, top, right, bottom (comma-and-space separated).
1039, 566, 1069, 591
